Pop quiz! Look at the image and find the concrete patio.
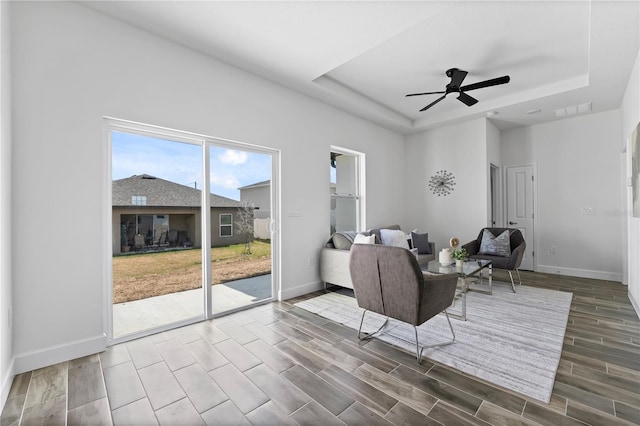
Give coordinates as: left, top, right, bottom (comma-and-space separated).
113, 274, 272, 337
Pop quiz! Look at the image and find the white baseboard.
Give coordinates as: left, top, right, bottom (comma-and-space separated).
536, 264, 622, 282
1, 357, 15, 412
279, 280, 323, 301
629, 290, 640, 319
13, 334, 107, 375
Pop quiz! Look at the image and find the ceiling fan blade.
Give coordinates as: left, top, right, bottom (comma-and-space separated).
457, 91, 478, 106
449, 69, 468, 88
405, 91, 445, 97
420, 95, 446, 112
460, 75, 510, 92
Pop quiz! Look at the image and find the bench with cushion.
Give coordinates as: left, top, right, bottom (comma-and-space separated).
320, 225, 435, 289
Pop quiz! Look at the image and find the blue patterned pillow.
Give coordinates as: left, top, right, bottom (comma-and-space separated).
479, 230, 511, 257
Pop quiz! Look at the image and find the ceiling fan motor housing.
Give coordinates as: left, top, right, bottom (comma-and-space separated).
406, 67, 510, 112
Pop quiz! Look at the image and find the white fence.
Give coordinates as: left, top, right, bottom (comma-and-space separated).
253, 218, 271, 240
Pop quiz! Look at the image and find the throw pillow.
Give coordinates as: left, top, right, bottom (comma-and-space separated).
479, 229, 511, 257
369, 225, 401, 244
411, 231, 431, 254
353, 234, 375, 245
380, 229, 410, 250
331, 231, 357, 250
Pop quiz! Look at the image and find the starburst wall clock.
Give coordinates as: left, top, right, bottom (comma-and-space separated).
428, 170, 456, 196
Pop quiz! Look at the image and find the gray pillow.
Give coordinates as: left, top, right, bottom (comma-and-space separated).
331, 231, 357, 250
479, 230, 511, 257
380, 229, 410, 249
411, 231, 431, 254
369, 225, 401, 244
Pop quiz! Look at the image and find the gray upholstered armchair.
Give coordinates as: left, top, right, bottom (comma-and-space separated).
349, 244, 458, 363
462, 227, 526, 293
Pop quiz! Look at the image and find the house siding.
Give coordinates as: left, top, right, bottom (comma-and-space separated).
112, 207, 249, 254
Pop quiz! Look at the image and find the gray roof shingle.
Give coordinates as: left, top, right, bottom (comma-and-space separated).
113, 174, 243, 208
238, 180, 270, 190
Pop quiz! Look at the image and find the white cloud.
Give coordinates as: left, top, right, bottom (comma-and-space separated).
218, 149, 247, 165
211, 172, 240, 189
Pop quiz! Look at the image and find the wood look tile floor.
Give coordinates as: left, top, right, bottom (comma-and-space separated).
2, 271, 639, 425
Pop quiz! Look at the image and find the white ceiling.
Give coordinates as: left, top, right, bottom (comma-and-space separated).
80, 1, 640, 134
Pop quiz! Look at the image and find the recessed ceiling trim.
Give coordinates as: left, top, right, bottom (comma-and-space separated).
314, 75, 413, 127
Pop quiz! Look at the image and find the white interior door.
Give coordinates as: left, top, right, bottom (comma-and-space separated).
506, 165, 535, 271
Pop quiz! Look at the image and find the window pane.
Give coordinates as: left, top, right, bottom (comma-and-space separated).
334, 198, 357, 232
220, 214, 232, 225
330, 150, 359, 234
335, 154, 356, 195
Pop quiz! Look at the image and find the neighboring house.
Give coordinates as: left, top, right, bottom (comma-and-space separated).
239, 180, 271, 240
238, 180, 270, 219
112, 174, 249, 254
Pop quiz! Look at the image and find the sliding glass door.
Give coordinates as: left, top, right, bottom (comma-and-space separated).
207, 144, 274, 315
108, 120, 278, 342
111, 131, 204, 339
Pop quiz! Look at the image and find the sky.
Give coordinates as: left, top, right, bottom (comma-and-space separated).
112, 131, 271, 200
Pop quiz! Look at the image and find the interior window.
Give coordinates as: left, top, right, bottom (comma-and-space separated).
330, 149, 362, 234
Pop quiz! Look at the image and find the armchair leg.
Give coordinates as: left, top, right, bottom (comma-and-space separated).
357, 310, 389, 341
516, 269, 522, 286
414, 326, 423, 363
444, 309, 456, 342
508, 271, 517, 293
414, 310, 456, 364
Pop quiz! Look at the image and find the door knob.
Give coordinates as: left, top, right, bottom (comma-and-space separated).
509, 221, 518, 225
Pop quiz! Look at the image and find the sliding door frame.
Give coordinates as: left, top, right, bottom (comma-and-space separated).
104, 117, 280, 345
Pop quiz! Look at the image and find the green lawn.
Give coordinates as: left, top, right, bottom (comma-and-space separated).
112, 241, 271, 303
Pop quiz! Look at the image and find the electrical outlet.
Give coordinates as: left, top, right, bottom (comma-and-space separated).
550, 245, 557, 254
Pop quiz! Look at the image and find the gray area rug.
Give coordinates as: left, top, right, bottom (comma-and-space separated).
295, 282, 572, 403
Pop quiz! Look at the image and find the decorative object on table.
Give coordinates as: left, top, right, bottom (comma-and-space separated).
439, 248, 453, 265
451, 247, 468, 267
428, 170, 456, 196
449, 236, 460, 249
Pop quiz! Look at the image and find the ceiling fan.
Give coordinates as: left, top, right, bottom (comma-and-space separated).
406, 68, 510, 112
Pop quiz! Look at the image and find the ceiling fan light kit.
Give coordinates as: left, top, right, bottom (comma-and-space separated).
406, 68, 511, 112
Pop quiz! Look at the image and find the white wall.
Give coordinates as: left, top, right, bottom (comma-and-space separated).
405, 118, 489, 251
502, 111, 623, 281
0, 0, 14, 407
10, 2, 406, 373
621, 48, 640, 315
486, 119, 502, 226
